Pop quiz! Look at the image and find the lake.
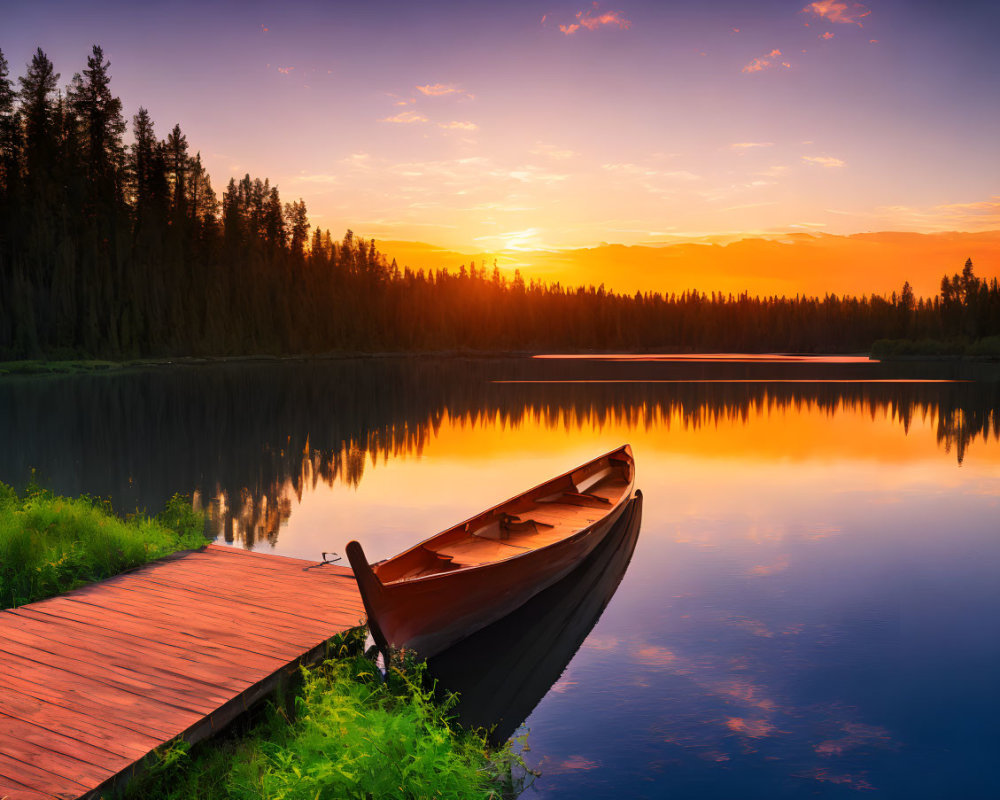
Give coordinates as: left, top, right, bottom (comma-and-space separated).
2, 355, 998, 798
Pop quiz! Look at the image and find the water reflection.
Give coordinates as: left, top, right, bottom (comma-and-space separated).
0, 358, 997, 548
1, 357, 998, 797
427, 492, 643, 745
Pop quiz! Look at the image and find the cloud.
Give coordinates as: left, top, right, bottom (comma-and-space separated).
559, 2, 631, 35
381, 110, 429, 124
742, 49, 788, 73
531, 142, 578, 160
820, 31, 835, 39
438, 121, 478, 131
756, 165, 789, 177
802, 155, 845, 168
417, 83, 474, 99
802, 1, 871, 25
730, 142, 775, 150
277, 66, 294, 74
294, 173, 340, 184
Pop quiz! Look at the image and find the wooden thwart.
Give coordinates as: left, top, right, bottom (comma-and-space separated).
0, 544, 364, 800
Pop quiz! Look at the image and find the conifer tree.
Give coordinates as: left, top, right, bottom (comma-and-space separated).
68, 45, 125, 197
18, 48, 59, 176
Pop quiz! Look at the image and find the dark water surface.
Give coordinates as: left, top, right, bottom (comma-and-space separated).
2, 356, 998, 798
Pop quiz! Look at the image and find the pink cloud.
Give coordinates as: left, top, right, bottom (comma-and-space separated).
381, 110, 428, 124
277, 66, 294, 74
560, 2, 631, 35
742, 49, 788, 74
803, 1, 872, 25
416, 83, 473, 99
802, 154, 845, 168
820, 31, 835, 39
438, 121, 478, 131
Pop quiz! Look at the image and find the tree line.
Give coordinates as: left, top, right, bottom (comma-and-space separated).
1, 45, 999, 359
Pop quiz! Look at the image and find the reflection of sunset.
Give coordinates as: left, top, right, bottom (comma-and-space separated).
243, 387, 999, 560
177, 374, 1000, 549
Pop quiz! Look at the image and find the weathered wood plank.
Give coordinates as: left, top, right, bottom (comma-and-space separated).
0, 547, 363, 800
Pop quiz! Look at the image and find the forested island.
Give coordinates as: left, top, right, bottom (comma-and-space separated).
1, 45, 999, 360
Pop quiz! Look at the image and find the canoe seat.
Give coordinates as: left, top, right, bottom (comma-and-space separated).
379, 546, 462, 582
537, 491, 612, 509
496, 513, 554, 540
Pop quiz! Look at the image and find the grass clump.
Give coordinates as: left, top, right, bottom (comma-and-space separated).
0, 481, 207, 609
124, 631, 529, 800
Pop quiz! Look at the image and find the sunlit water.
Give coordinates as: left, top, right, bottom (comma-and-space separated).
2, 356, 998, 798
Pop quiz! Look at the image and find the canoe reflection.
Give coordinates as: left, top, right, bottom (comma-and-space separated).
426, 490, 643, 745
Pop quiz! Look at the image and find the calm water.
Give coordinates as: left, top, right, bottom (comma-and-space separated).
2, 356, 999, 798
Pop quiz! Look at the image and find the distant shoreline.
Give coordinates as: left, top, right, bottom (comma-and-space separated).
3, 348, 998, 377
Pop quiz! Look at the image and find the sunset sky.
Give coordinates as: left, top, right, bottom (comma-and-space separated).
4, 0, 999, 283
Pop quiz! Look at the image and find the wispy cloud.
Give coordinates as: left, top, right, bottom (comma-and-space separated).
381, 110, 429, 124
559, 2, 632, 35
294, 173, 340, 184
819, 31, 835, 40
416, 83, 474, 99
730, 142, 775, 150
803, 1, 871, 25
757, 165, 790, 177
858, 196, 1000, 231
802, 155, 845, 168
742, 49, 788, 73
277, 66, 294, 74
438, 121, 478, 131
602, 163, 701, 181
531, 142, 578, 160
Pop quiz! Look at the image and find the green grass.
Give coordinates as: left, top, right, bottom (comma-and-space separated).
0, 481, 207, 609
123, 630, 530, 800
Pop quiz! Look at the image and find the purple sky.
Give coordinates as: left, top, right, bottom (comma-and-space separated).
3, 0, 999, 250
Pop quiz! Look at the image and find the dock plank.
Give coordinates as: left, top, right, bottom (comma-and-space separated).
0, 544, 364, 800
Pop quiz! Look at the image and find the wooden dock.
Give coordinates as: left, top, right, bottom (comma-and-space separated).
0, 544, 364, 800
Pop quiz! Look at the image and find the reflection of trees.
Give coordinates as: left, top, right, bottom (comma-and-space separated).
0, 358, 997, 547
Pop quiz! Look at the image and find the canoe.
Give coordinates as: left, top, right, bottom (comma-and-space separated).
345, 444, 636, 659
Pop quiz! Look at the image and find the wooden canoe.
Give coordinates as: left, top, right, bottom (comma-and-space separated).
345, 444, 636, 659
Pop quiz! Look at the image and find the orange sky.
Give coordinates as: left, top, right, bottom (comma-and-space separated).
383, 230, 1000, 298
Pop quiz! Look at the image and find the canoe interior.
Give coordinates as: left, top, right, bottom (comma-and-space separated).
374, 447, 634, 584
